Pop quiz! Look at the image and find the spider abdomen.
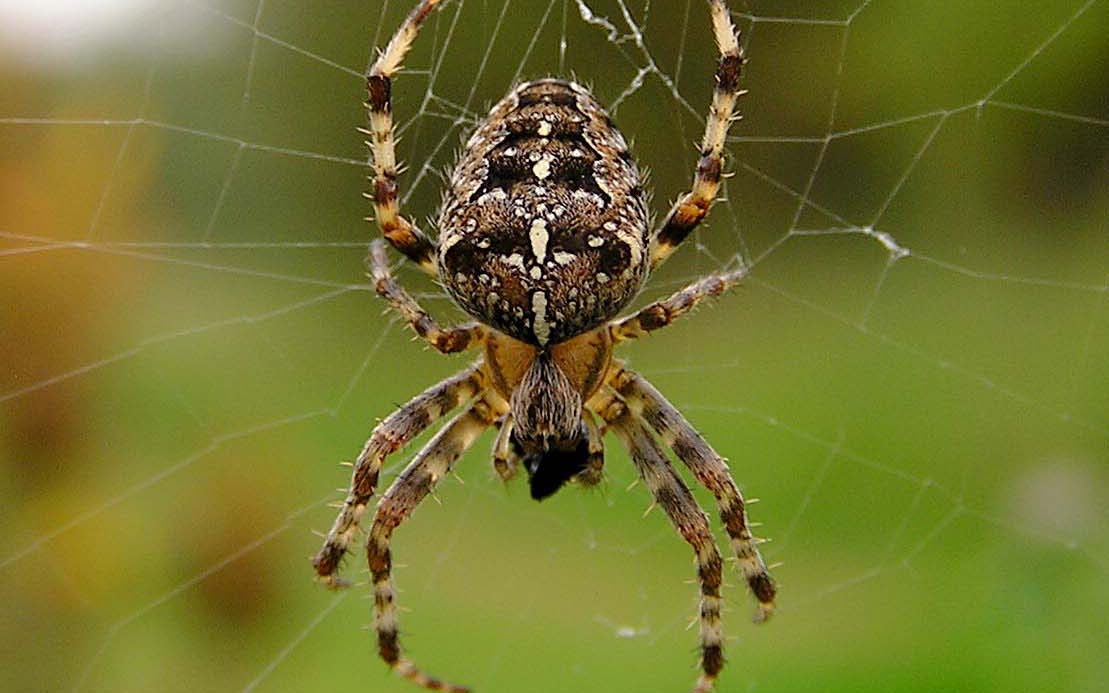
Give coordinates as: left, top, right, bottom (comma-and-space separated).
439, 79, 649, 346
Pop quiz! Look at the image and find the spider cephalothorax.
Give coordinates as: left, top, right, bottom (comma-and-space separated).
314, 2, 775, 692
486, 326, 613, 499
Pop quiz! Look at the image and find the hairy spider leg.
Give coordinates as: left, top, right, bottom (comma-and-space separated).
367, 398, 500, 693
610, 267, 747, 343
609, 365, 776, 620
577, 410, 606, 486
366, 0, 445, 272
313, 365, 485, 585
651, 0, 746, 269
368, 240, 485, 353
596, 389, 727, 693
490, 415, 519, 482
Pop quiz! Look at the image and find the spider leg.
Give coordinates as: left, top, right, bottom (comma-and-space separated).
610, 267, 745, 343
490, 415, 519, 482
368, 397, 499, 693
609, 365, 775, 620
575, 410, 606, 487
313, 363, 485, 586
367, 0, 446, 273
369, 240, 485, 353
595, 389, 726, 693
650, 0, 745, 270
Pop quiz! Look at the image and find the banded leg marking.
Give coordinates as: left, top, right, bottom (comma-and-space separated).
369, 240, 484, 353
609, 366, 775, 620
367, 0, 445, 272
367, 398, 497, 693
313, 364, 484, 585
651, 0, 745, 269
597, 391, 726, 693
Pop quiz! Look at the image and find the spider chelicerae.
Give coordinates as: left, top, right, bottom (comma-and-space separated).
313, 1, 776, 691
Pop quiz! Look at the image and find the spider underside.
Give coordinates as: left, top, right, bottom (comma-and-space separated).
313, 1, 776, 691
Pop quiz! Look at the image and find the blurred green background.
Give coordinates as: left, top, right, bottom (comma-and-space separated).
2, 1, 1107, 691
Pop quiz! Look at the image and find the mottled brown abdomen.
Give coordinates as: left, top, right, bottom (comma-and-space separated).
438, 79, 649, 346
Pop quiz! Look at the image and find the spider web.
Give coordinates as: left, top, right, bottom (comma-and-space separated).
2, 1, 1107, 691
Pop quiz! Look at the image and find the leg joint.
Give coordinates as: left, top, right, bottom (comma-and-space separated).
702, 643, 725, 677
715, 54, 744, 93
367, 74, 392, 113
367, 540, 391, 576
378, 626, 401, 664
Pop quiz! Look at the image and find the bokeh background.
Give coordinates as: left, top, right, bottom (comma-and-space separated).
2, 1, 1107, 691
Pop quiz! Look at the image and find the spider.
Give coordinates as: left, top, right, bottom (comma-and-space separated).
312, 1, 776, 691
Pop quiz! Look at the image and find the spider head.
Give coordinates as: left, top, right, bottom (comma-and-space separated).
509, 350, 589, 500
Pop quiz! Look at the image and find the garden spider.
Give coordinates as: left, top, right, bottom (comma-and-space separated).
313, 1, 775, 691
